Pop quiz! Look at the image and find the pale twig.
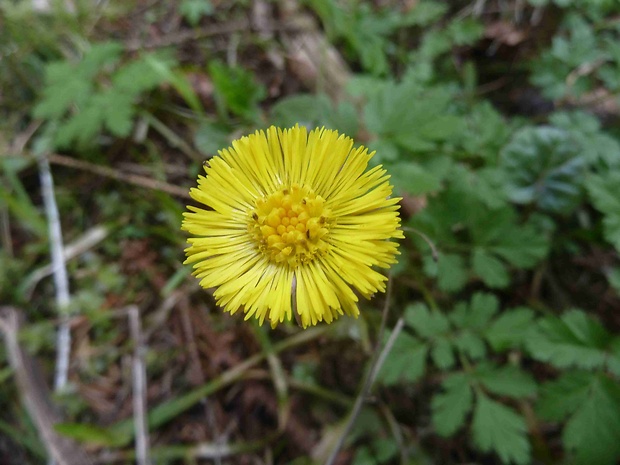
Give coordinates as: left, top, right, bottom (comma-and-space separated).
38, 155, 71, 392
324, 276, 404, 465
127, 306, 152, 465
22, 225, 109, 299
0, 307, 96, 465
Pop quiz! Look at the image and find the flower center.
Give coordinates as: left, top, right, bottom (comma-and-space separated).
249, 184, 331, 267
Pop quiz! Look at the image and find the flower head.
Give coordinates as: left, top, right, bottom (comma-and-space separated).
182, 125, 403, 328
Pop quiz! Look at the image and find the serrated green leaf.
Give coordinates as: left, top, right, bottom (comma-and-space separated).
431, 339, 455, 369
400, 1, 447, 26
112, 55, 168, 94
404, 303, 450, 338
142, 54, 204, 114
209, 60, 265, 119
469, 207, 549, 269
364, 83, 463, 152
453, 332, 486, 360
550, 110, 620, 166
33, 42, 172, 148
452, 166, 508, 210
179, 0, 214, 26
377, 332, 427, 385
475, 364, 537, 398
527, 309, 613, 370
562, 375, 620, 465
460, 102, 512, 161
586, 172, 620, 251
436, 253, 468, 292
450, 293, 499, 330
367, 139, 399, 163
472, 393, 531, 465
609, 267, 620, 294
271, 94, 358, 136
447, 18, 484, 46
488, 223, 549, 268
500, 126, 586, 215
472, 247, 510, 288
271, 95, 321, 126
537, 371, 592, 421
372, 438, 399, 462
432, 373, 473, 436
485, 307, 535, 351
386, 161, 442, 195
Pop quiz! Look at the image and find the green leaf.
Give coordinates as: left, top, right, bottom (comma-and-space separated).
377, 332, 428, 385
432, 373, 473, 436
537, 371, 593, 421
466, 206, 549, 269
54, 423, 126, 447
179, 0, 214, 26
471, 393, 531, 465
460, 102, 512, 161
475, 364, 537, 398
480, 212, 549, 268
453, 332, 486, 360
562, 374, 620, 465
143, 54, 204, 114
271, 94, 358, 136
208, 60, 266, 120
472, 247, 510, 288
485, 307, 535, 351
529, 14, 601, 100
404, 303, 450, 338
33, 43, 172, 148
451, 165, 508, 210
446, 18, 485, 46
194, 121, 231, 155
608, 337, 620, 376
609, 267, 620, 294
550, 110, 620, 166
586, 172, 620, 251
436, 253, 468, 292
450, 293, 499, 330
386, 161, 442, 195
34, 41, 123, 119
431, 339, 455, 369
527, 309, 614, 371
364, 82, 464, 152
500, 126, 586, 215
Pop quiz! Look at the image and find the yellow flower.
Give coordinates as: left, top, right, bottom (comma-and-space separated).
182, 125, 403, 328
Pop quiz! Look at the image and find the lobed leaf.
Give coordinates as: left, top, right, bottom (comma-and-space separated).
527, 309, 618, 371
474, 364, 537, 398
377, 332, 428, 385
471, 393, 531, 465
485, 307, 535, 351
432, 372, 473, 436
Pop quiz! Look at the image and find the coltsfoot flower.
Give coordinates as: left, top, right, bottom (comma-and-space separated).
182, 125, 403, 328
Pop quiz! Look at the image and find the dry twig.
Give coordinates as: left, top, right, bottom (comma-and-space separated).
127, 306, 152, 465
48, 153, 192, 199
0, 307, 96, 465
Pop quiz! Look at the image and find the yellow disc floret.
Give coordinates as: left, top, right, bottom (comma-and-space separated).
250, 184, 331, 267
